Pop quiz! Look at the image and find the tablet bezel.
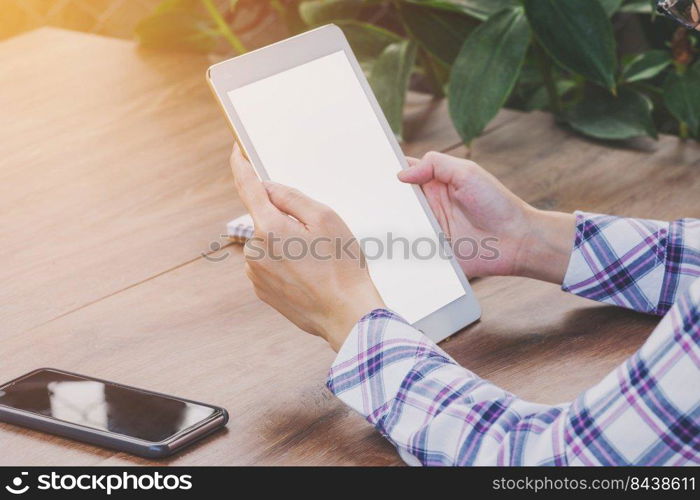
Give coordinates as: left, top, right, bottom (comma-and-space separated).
207, 24, 480, 343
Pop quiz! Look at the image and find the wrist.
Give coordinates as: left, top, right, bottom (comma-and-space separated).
516, 208, 576, 284
322, 284, 385, 352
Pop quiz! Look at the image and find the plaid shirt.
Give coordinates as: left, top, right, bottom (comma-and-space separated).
327, 212, 700, 465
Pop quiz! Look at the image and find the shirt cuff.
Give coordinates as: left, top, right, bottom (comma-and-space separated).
561, 211, 670, 314
326, 308, 456, 427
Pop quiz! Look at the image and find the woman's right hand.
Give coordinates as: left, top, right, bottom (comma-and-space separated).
399, 152, 575, 284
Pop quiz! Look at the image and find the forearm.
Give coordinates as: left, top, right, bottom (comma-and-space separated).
323, 284, 386, 352
561, 213, 699, 315
513, 208, 700, 315
516, 208, 576, 285
327, 309, 569, 465
328, 293, 700, 466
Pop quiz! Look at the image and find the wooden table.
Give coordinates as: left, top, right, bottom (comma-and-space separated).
1, 28, 699, 466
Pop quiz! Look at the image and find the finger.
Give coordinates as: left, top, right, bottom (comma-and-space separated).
263, 181, 330, 226
230, 144, 279, 224
406, 156, 419, 167
397, 161, 435, 184
244, 261, 255, 281
397, 152, 468, 186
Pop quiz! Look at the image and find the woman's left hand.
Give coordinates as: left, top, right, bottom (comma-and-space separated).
230, 144, 385, 351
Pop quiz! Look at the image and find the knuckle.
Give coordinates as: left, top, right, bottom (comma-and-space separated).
253, 286, 268, 303
254, 214, 281, 235
243, 244, 255, 260
244, 235, 261, 251
253, 218, 271, 235
251, 230, 266, 243
423, 150, 443, 163
283, 187, 302, 204
461, 160, 480, 176
244, 262, 255, 280
316, 205, 337, 225
245, 256, 262, 271
250, 225, 263, 239
265, 219, 284, 236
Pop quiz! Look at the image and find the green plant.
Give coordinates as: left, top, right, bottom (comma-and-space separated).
135, 0, 700, 144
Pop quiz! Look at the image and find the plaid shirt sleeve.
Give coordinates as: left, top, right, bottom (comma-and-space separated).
327, 214, 700, 466
562, 212, 700, 315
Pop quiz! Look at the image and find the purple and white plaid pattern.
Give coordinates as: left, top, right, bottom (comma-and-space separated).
327, 213, 700, 465
562, 212, 700, 315
227, 213, 255, 242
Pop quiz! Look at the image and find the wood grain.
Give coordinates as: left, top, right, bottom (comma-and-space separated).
1, 28, 698, 466
0, 28, 510, 337
402, 92, 518, 157
452, 110, 700, 219
0, 29, 239, 336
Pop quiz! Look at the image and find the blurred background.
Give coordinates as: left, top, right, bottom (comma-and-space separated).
1, 0, 158, 39
1, 0, 698, 146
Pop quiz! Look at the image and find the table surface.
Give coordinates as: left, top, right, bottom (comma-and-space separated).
1, 28, 699, 466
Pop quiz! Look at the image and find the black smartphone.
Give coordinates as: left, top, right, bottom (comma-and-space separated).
0, 368, 228, 458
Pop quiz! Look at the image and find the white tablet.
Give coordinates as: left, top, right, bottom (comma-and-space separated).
207, 24, 480, 342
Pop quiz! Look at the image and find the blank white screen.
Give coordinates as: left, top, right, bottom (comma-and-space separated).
228, 50, 464, 323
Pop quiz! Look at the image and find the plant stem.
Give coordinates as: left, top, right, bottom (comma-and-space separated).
673, 60, 689, 75
418, 48, 445, 98
672, 54, 690, 139
629, 81, 663, 95
201, 0, 246, 54
394, 0, 427, 99
533, 43, 561, 115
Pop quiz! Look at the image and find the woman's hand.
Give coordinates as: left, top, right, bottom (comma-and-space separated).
230, 144, 385, 351
399, 152, 575, 284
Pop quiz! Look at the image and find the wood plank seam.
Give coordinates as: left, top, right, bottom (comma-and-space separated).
23, 243, 236, 335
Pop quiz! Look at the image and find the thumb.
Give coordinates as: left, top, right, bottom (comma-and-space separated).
397, 161, 435, 184
398, 153, 468, 186
263, 182, 325, 225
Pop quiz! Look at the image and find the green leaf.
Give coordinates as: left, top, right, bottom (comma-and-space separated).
368, 40, 418, 139
663, 65, 700, 137
418, 48, 450, 97
135, 0, 217, 52
202, 0, 245, 53
448, 6, 531, 144
565, 86, 657, 139
403, 0, 518, 21
598, 0, 623, 16
622, 50, 672, 82
524, 80, 576, 111
335, 20, 402, 64
620, 0, 654, 14
299, 0, 365, 26
524, 0, 617, 91
398, 3, 478, 65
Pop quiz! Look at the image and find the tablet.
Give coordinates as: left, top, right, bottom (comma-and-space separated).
207, 24, 480, 342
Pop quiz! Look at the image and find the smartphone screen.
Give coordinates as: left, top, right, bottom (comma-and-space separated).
0, 369, 217, 443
